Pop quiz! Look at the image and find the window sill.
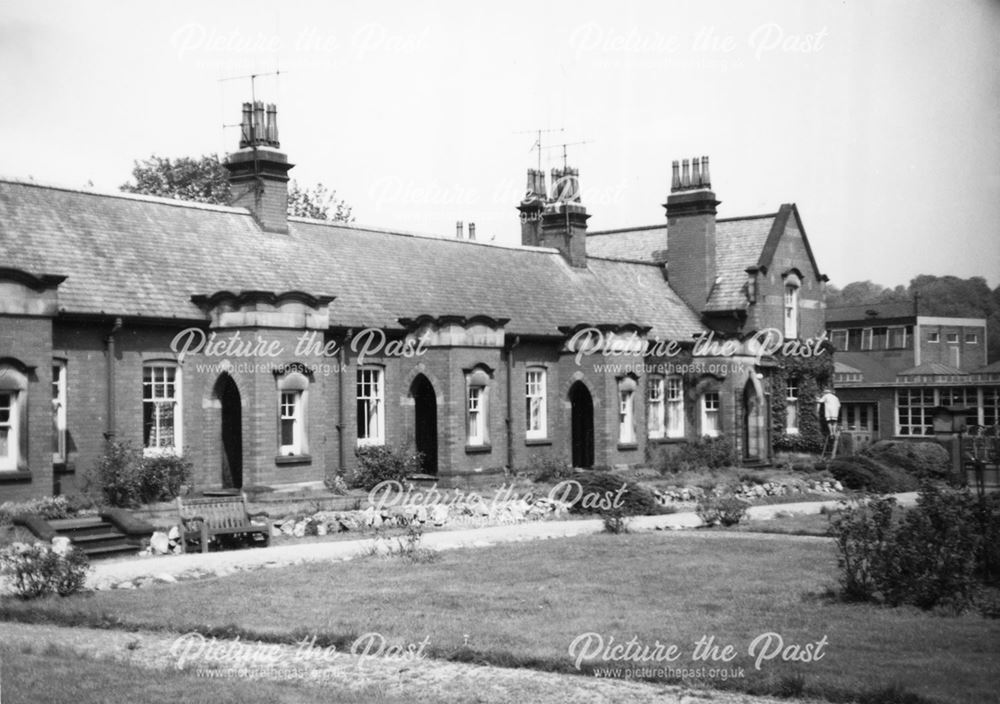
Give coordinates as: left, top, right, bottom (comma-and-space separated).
465, 444, 493, 454
617, 443, 639, 451
525, 438, 552, 447
650, 436, 687, 445
0, 470, 32, 483
275, 454, 312, 466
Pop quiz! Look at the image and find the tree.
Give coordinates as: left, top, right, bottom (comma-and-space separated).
120, 155, 231, 205
120, 154, 353, 223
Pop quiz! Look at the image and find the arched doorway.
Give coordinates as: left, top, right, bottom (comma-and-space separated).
743, 378, 766, 462
215, 374, 243, 489
411, 374, 438, 474
569, 381, 594, 468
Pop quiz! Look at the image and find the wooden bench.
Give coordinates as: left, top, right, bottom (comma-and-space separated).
175, 493, 271, 553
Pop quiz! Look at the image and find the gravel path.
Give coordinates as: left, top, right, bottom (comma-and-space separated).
84, 495, 915, 590
0, 621, 819, 704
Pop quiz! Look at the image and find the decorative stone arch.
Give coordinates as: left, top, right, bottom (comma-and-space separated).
402, 364, 442, 475
564, 374, 596, 469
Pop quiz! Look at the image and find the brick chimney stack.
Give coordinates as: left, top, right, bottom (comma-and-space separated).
225, 101, 294, 234
540, 166, 589, 268
517, 168, 547, 247
663, 155, 720, 313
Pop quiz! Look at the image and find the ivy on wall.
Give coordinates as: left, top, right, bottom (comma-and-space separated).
770, 350, 835, 453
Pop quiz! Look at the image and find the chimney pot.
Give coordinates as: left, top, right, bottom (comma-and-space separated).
252, 101, 266, 144
240, 103, 253, 148
671, 160, 681, 192
681, 159, 691, 189
265, 103, 279, 147
691, 156, 702, 187
701, 156, 711, 188
456, 220, 464, 239
468, 222, 476, 241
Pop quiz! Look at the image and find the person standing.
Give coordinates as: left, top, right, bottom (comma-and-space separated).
816, 387, 841, 436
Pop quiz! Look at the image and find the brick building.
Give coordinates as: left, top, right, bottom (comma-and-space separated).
0, 105, 830, 500
827, 302, 998, 443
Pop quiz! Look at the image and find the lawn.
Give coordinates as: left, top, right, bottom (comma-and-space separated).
0, 645, 405, 704
2, 532, 998, 703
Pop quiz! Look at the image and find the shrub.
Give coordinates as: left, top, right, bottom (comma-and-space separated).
602, 508, 631, 534
140, 453, 193, 503
0, 496, 73, 526
657, 437, 736, 474
861, 441, 950, 481
827, 456, 918, 494
696, 496, 750, 527
830, 484, 1000, 612
529, 454, 575, 483
90, 442, 145, 508
565, 472, 664, 516
324, 474, 350, 495
828, 496, 897, 601
88, 442, 192, 508
351, 445, 423, 491
0, 542, 91, 599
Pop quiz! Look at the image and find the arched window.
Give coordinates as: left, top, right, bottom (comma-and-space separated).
466, 367, 492, 447
277, 370, 310, 456
783, 273, 801, 339
0, 362, 29, 472
618, 375, 638, 444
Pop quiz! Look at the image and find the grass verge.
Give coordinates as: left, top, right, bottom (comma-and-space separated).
1, 533, 997, 703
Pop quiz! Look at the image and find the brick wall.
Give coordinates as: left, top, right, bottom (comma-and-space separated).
0, 315, 55, 502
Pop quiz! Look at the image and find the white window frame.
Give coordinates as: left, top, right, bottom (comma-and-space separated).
887, 326, 908, 350
468, 385, 486, 445
0, 389, 20, 472
844, 402, 879, 433
701, 391, 720, 438
143, 364, 181, 455
896, 388, 935, 436
946, 332, 959, 344
666, 376, 685, 439
647, 375, 665, 439
965, 332, 979, 344
279, 390, 303, 456
618, 377, 637, 444
525, 368, 547, 440
861, 328, 874, 351
785, 382, 799, 434
52, 360, 67, 463
356, 367, 385, 447
783, 283, 799, 339
928, 331, 940, 343
829, 329, 848, 351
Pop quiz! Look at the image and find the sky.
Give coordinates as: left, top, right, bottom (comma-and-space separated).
2, 0, 998, 289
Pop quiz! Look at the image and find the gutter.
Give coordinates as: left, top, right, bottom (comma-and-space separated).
505, 335, 521, 472
104, 317, 123, 444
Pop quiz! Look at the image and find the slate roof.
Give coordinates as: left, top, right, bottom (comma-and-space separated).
703, 214, 776, 312
833, 351, 898, 384
586, 225, 666, 262
827, 302, 916, 324
898, 362, 968, 377
587, 214, 777, 313
0, 179, 705, 340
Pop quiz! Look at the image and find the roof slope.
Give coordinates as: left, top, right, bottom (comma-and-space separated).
703, 215, 775, 312
827, 302, 916, 323
587, 215, 777, 313
0, 180, 704, 340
